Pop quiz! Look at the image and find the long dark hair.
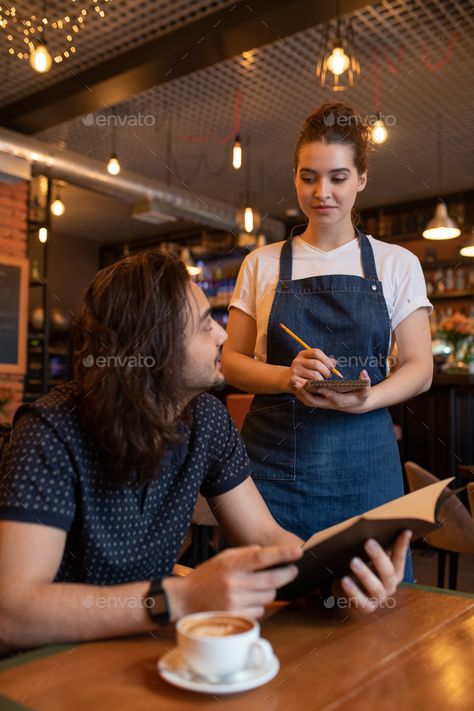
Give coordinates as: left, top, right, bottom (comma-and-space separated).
74, 250, 192, 484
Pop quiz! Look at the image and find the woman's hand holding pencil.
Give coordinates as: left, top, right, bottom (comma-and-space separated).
280, 322, 341, 394
280, 323, 344, 379
279, 322, 372, 412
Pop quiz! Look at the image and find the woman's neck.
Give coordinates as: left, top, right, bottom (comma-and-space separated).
300, 219, 357, 252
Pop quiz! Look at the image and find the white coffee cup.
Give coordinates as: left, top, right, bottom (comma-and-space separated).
176, 611, 274, 680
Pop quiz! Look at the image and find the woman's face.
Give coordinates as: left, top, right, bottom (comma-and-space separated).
294, 141, 367, 227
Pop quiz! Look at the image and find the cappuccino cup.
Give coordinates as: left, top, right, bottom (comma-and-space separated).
176, 612, 274, 680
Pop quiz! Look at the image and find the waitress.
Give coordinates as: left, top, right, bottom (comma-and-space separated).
221, 103, 433, 577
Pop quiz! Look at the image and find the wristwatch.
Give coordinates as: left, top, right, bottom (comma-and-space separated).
145, 578, 171, 625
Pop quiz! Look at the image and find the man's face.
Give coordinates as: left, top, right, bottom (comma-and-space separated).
182, 282, 228, 395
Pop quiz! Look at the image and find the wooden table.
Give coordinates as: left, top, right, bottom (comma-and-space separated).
1, 584, 473, 711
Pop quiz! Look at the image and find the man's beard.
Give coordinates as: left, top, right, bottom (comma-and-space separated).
210, 376, 226, 392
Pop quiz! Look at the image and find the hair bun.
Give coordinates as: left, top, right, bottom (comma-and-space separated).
295, 102, 371, 174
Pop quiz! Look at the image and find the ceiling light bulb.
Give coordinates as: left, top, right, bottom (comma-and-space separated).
30, 43, 52, 73
423, 203, 461, 240
181, 247, 201, 276
244, 206, 254, 233
371, 119, 388, 144
38, 227, 48, 243
326, 47, 350, 76
50, 197, 65, 216
107, 154, 121, 175
232, 136, 242, 170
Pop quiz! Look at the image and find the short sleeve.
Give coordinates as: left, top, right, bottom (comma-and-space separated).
199, 398, 252, 498
390, 252, 433, 331
0, 411, 77, 531
229, 253, 257, 319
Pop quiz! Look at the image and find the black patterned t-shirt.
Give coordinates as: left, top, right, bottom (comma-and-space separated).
0, 383, 251, 585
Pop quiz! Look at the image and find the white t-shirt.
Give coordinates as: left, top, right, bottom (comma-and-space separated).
229, 234, 433, 362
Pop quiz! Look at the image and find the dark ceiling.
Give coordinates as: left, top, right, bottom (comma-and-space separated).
1, 0, 473, 243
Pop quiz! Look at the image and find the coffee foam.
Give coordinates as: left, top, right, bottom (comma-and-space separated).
181, 616, 253, 638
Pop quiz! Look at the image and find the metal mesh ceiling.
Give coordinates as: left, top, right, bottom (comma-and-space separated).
5, 0, 474, 224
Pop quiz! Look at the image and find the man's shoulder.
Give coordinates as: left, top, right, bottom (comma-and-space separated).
14, 382, 83, 435
192, 392, 230, 422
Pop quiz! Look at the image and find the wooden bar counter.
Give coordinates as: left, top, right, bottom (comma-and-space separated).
0, 584, 473, 710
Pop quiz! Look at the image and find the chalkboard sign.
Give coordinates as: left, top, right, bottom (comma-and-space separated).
0, 255, 28, 374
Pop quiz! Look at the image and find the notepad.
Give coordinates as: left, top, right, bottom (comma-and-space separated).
305, 379, 370, 393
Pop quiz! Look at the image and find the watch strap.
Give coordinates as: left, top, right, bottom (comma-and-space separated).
146, 578, 171, 625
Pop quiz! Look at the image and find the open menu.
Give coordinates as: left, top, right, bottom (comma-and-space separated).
277, 477, 455, 600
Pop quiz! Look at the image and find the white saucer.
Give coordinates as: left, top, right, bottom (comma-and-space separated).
157, 647, 280, 694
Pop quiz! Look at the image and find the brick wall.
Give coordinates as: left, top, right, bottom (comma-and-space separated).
0, 180, 28, 422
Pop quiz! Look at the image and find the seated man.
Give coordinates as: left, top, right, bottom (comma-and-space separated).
0, 251, 410, 649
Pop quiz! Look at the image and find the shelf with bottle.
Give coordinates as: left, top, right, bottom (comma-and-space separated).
199, 278, 236, 309
25, 331, 73, 400
360, 191, 473, 243
430, 290, 474, 301
424, 264, 474, 300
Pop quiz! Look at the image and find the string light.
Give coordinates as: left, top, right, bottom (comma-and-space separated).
0, 1, 112, 71
38, 227, 48, 243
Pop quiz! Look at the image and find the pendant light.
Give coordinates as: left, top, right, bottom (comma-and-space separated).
316, 0, 360, 91
30, 42, 52, 73
232, 135, 242, 170
107, 115, 121, 175
181, 247, 201, 277
371, 114, 388, 144
423, 202, 460, 240
423, 114, 460, 241
50, 182, 65, 216
244, 206, 254, 233
459, 232, 474, 257
107, 154, 121, 175
236, 152, 261, 241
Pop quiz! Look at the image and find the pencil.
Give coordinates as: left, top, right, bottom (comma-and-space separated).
279, 323, 344, 379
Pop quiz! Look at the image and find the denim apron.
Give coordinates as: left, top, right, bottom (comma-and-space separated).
241, 226, 412, 578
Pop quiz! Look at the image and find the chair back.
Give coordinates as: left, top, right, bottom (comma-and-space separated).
191, 493, 218, 526
225, 394, 253, 432
467, 483, 474, 519
404, 461, 474, 555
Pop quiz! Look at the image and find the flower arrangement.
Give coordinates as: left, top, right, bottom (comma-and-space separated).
437, 311, 474, 366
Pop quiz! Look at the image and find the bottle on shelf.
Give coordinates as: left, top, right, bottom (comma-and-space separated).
444, 268, 455, 291
454, 268, 464, 291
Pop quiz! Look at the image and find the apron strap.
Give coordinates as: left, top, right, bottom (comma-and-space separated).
278, 225, 380, 283
278, 224, 306, 282
357, 229, 379, 281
